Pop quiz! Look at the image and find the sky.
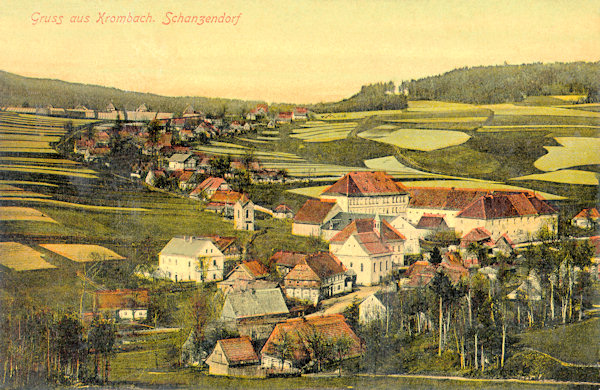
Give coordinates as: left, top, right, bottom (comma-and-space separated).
1, 0, 599, 103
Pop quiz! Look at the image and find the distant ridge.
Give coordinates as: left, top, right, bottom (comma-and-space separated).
400, 61, 600, 104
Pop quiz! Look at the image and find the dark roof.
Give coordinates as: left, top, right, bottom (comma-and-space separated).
408, 187, 497, 210
304, 252, 346, 280
416, 214, 448, 229
322, 211, 394, 231
322, 171, 407, 197
457, 192, 558, 219
330, 218, 405, 243
294, 199, 338, 224
224, 288, 289, 319
242, 260, 270, 279
95, 289, 149, 310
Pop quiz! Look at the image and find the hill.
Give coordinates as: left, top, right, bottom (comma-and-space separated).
0, 70, 262, 116
401, 62, 600, 104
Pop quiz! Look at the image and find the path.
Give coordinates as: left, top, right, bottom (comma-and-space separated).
309, 286, 379, 316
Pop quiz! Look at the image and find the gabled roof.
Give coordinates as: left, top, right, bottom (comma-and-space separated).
271, 251, 308, 268
294, 199, 338, 225
275, 204, 293, 213
416, 214, 448, 229
241, 260, 270, 279
457, 192, 558, 219
574, 208, 600, 220
322, 171, 407, 197
95, 289, 149, 310
408, 187, 491, 210
404, 260, 437, 288
224, 288, 289, 319
210, 190, 244, 204
261, 314, 362, 362
168, 153, 194, 163
461, 227, 492, 243
197, 177, 228, 192
285, 263, 321, 283
355, 232, 391, 255
159, 236, 221, 258
217, 336, 259, 365
330, 218, 405, 244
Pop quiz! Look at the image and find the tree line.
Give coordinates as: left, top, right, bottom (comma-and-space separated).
310, 81, 408, 113
401, 62, 600, 104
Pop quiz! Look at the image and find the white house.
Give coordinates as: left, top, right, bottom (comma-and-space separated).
329, 215, 405, 285
168, 153, 197, 170
320, 171, 410, 216
571, 208, 599, 230
158, 236, 225, 283
389, 215, 422, 255
358, 292, 397, 325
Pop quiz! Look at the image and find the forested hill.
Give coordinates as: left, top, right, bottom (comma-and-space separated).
401, 62, 600, 104
0, 70, 261, 116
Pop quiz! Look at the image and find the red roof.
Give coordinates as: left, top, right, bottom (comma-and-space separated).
408, 187, 499, 210
210, 190, 244, 204
457, 192, 558, 219
440, 261, 469, 283
261, 314, 363, 362
242, 260, 270, 279
574, 208, 600, 220
461, 226, 492, 242
218, 336, 259, 365
405, 261, 437, 287
271, 251, 308, 268
275, 204, 293, 213
95, 289, 149, 310
294, 107, 308, 114
285, 263, 321, 283
198, 177, 227, 192
330, 218, 405, 244
356, 232, 391, 255
277, 112, 293, 119
322, 171, 407, 197
179, 171, 194, 182
303, 252, 346, 280
294, 199, 338, 225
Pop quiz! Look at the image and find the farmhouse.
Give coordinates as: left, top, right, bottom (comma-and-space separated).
282, 252, 352, 305
220, 288, 289, 322
273, 204, 294, 219
158, 236, 224, 282
167, 153, 196, 170
191, 177, 231, 199
271, 251, 308, 277
94, 289, 149, 322
329, 215, 405, 285
320, 171, 409, 216
292, 198, 341, 237
571, 208, 599, 229
206, 190, 246, 216
260, 314, 363, 371
454, 192, 558, 243
205, 336, 261, 377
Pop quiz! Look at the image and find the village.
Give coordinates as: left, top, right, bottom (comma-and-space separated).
1, 100, 596, 382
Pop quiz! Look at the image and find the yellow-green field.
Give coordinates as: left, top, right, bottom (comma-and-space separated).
510, 169, 599, 185
480, 103, 600, 117
387, 116, 487, 123
0, 206, 58, 223
550, 95, 586, 102
290, 121, 357, 142
534, 137, 600, 171
0, 242, 57, 271
358, 127, 471, 151
0, 164, 98, 179
39, 243, 126, 263
0, 197, 149, 211
0, 156, 81, 165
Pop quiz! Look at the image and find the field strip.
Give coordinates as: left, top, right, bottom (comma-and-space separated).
0, 180, 59, 187
0, 147, 57, 154
0, 163, 96, 174
0, 190, 51, 198
0, 156, 80, 164
0, 206, 58, 223
534, 137, 600, 171
510, 170, 599, 185
236, 137, 270, 144
0, 197, 149, 211
0, 242, 57, 271
387, 116, 487, 123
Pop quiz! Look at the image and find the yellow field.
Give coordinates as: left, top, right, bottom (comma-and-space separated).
0, 206, 58, 223
0, 165, 98, 178
0, 197, 149, 212
479, 104, 600, 117
534, 137, 600, 171
40, 244, 125, 263
388, 116, 487, 123
0, 147, 57, 154
550, 95, 586, 102
0, 190, 51, 198
0, 134, 61, 142
358, 128, 471, 151
510, 170, 599, 186
0, 156, 81, 165
0, 180, 59, 187
0, 242, 57, 271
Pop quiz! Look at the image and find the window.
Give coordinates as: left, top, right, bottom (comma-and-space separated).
188, 262, 191, 268
360, 264, 363, 272
246, 210, 249, 218
380, 262, 382, 271
373, 263, 376, 272
213, 259, 216, 266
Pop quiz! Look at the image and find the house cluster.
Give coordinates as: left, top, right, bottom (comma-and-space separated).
291, 171, 559, 286
156, 234, 362, 376
82, 288, 150, 324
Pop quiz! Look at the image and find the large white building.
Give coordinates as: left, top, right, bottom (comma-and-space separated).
319, 171, 410, 216
158, 236, 225, 282
454, 192, 558, 243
